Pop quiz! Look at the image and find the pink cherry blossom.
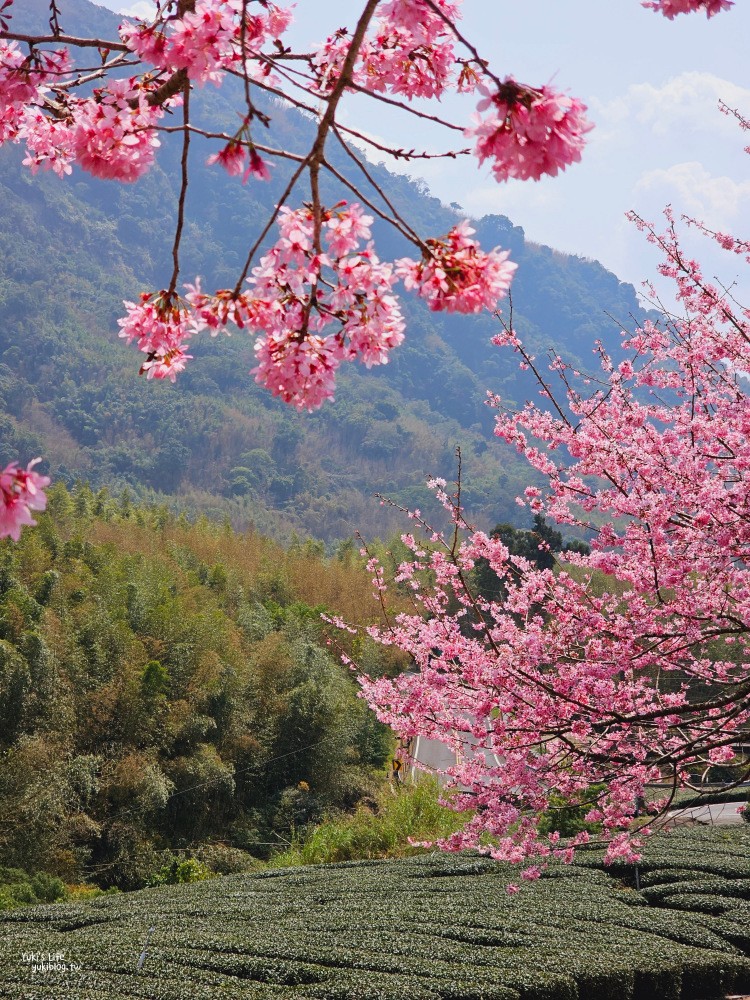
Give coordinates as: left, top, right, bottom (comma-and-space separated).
359, 208, 750, 864
642, 0, 733, 17
244, 148, 270, 182
396, 221, 517, 313
467, 79, 592, 182
0, 42, 70, 144
118, 291, 194, 381
312, 0, 463, 100
206, 140, 246, 176
207, 134, 270, 182
242, 203, 405, 407
20, 108, 75, 177
139, 344, 193, 382
253, 332, 341, 410
184, 280, 250, 334
120, 0, 293, 87
70, 79, 162, 182
0, 460, 50, 541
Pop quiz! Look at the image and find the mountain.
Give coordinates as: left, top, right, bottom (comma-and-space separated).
0, 0, 649, 543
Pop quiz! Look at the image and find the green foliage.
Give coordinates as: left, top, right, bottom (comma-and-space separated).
141, 659, 170, 699
147, 857, 216, 886
0, 488, 400, 888
537, 783, 606, 838
473, 515, 590, 605
0, 865, 67, 910
270, 779, 466, 866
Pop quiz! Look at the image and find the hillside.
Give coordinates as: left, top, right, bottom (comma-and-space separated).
0, 0, 649, 543
2, 828, 750, 999
0, 485, 406, 889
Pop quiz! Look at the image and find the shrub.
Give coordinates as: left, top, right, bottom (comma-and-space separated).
148, 858, 216, 886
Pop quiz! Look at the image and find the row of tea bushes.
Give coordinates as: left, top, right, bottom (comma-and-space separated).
2, 830, 750, 999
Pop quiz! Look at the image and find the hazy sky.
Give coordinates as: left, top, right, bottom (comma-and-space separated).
94, 0, 748, 296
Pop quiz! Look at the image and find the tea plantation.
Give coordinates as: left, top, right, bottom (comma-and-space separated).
2, 827, 750, 1000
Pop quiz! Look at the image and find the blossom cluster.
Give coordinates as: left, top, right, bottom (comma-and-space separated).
119, 0, 293, 87
118, 291, 193, 382
0, 460, 50, 541
68, 79, 162, 182
119, 206, 519, 403
396, 221, 517, 313
360, 211, 750, 865
467, 80, 592, 183
313, 0, 462, 100
245, 203, 406, 409
0, 40, 69, 144
642, 0, 733, 17
206, 141, 270, 182
6, 76, 164, 181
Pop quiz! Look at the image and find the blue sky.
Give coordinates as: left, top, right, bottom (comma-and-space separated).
96, 0, 748, 297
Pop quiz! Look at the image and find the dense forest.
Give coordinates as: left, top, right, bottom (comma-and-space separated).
0, 484, 409, 892
0, 0, 653, 544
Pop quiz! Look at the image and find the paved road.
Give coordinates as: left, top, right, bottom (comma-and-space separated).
408, 734, 458, 784
406, 729, 502, 787
661, 801, 746, 828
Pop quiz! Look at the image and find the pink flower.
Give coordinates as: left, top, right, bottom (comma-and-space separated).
0, 459, 50, 541
0, 42, 69, 108
312, 0, 461, 100
521, 866, 543, 881
244, 148, 270, 182
642, 0, 732, 17
20, 109, 74, 177
252, 332, 340, 410
120, 0, 293, 87
467, 79, 592, 182
139, 344, 193, 382
0, 43, 70, 149
396, 221, 516, 313
71, 79, 162, 182
184, 280, 249, 333
207, 141, 246, 176
118, 291, 194, 380
244, 202, 405, 405
118, 22, 169, 66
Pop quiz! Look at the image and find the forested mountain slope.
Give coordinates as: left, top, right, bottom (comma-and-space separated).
0, 483, 402, 886
0, 0, 647, 542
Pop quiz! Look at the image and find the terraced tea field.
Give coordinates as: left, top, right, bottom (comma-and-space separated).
2, 827, 750, 1000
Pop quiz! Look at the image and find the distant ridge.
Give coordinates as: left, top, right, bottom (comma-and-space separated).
0, 0, 648, 542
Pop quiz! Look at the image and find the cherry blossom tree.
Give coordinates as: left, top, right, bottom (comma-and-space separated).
358, 179, 750, 870
0, 0, 730, 536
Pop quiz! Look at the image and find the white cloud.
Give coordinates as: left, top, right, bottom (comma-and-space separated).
594, 72, 750, 141
635, 161, 750, 227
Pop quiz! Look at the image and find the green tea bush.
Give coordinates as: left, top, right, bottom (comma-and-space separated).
1, 830, 750, 1000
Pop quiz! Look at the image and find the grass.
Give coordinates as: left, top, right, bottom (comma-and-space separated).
269, 778, 467, 867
